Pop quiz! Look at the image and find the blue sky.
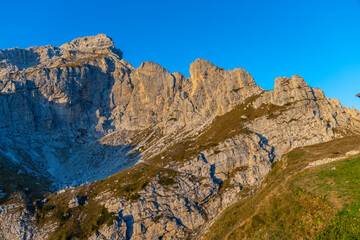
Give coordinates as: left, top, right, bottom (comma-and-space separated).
1, 0, 360, 109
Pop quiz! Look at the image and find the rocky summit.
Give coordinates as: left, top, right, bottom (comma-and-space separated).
0, 34, 360, 240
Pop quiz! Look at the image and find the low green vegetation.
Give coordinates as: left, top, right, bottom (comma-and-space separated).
158, 176, 177, 186
288, 118, 296, 123
153, 214, 163, 223
90, 207, 118, 231
42, 197, 119, 239
302, 157, 360, 239
204, 135, 360, 240
127, 193, 140, 201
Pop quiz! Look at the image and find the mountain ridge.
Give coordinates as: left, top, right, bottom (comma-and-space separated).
0, 34, 359, 239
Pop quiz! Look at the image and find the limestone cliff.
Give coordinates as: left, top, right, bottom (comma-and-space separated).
0, 34, 359, 240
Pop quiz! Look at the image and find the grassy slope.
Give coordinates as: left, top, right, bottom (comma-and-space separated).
204, 135, 360, 240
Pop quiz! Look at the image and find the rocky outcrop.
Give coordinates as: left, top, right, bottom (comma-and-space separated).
0, 35, 360, 240
0, 203, 55, 240
91, 133, 274, 239
249, 75, 360, 157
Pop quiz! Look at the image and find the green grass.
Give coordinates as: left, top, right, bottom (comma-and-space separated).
288, 118, 296, 123
42, 197, 118, 239
127, 193, 141, 201
204, 135, 360, 240
153, 214, 163, 223
90, 207, 118, 231
158, 176, 177, 186
299, 157, 360, 239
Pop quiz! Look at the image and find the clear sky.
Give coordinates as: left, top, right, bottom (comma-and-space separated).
1, 0, 359, 109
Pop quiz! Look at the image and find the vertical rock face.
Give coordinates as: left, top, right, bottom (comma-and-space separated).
188, 58, 262, 117
0, 47, 41, 74
0, 35, 360, 239
270, 75, 318, 105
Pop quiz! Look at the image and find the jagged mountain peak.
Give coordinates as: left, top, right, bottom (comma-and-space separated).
190, 57, 215, 67
189, 58, 220, 78
0, 34, 123, 76
274, 74, 308, 88
190, 58, 250, 76
60, 33, 116, 50
263, 74, 322, 106
137, 61, 169, 73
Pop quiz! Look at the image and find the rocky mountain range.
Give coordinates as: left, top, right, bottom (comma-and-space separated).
0, 34, 360, 239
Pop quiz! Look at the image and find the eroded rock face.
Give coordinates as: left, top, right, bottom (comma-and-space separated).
1, 35, 360, 240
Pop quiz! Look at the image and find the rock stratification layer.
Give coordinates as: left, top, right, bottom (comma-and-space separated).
0, 34, 360, 240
